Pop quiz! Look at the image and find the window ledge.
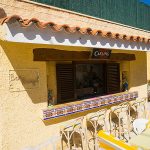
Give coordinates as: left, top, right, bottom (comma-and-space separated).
43, 91, 138, 120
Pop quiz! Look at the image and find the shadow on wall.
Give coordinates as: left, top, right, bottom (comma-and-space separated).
129, 51, 147, 89
0, 7, 7, 18
0, 42, 47, 104
0, 42, 148, 105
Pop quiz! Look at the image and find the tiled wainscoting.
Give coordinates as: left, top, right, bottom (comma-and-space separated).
43, 91, 138, 120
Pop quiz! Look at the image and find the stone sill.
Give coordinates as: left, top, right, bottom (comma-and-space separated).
43, 91, 138, 120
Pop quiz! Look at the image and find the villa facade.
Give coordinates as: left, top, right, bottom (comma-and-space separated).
0, 0, 150, 149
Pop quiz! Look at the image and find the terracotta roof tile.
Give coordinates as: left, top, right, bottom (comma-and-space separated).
111, 33, 115, 38
0, 15, 149, 43
136, 36, 141, 41
94, 30, 103, 36
62, 24, 76, 33
115, 34, 121, 40
0, 15, 22, 24
79, 27, 90, 34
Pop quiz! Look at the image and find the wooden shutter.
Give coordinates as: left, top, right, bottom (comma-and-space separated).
106, 63, 120, 94
56, 64, 75, 104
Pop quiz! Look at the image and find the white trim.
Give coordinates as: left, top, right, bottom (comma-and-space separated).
4, 22, 150, 51
18, 0, 150, 33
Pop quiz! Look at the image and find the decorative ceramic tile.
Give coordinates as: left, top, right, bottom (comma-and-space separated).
65, 105, 76, 114
130, 93, 133, 99
55, 108, 66, 117
43, 91, 138, 120
97, 99, 103, 106
76, 103, 84, 112
91, 100, 99, 108
84, 101, 91, 110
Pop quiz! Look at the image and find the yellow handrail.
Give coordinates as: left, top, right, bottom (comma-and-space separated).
146, 120, 150, 128
98, 130, 137, 150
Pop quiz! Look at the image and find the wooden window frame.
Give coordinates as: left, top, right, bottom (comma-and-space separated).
56, 61, 120, 104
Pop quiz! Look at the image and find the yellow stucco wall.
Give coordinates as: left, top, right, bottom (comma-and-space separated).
47, 61, 57, 104
0, 41, 55, 150
113, 50, 147, 99
0, 41, 92, 150
129, 51, 147, 98
0, 41, 148, 150
146, 52, 150, 99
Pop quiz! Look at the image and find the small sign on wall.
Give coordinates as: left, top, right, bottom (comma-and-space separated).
91, 48, 111, 59
9, 69, 40, 92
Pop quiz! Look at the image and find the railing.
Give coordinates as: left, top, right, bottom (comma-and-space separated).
43, 91, 138, 120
